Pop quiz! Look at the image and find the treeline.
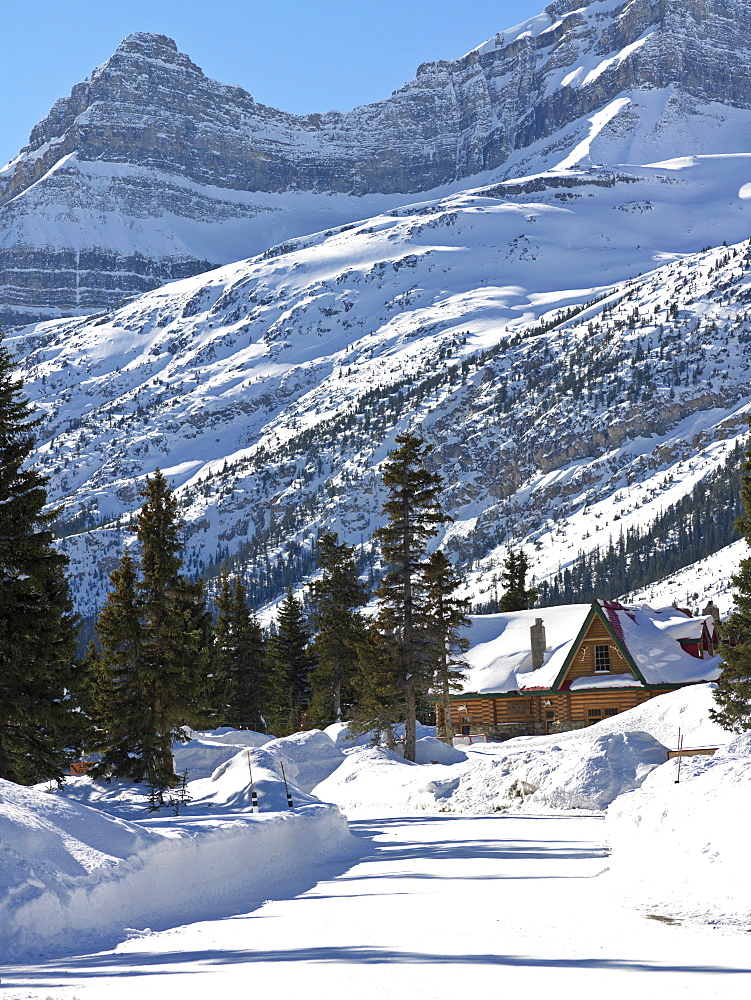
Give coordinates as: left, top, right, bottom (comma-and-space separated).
537, 443, 742, 606
79, 434, 472, 800
0, 335, 481, 798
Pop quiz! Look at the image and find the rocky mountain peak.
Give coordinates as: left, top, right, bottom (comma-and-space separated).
108, 32, 207, 78
116, 32, 179, 55
5, 0, 751, 328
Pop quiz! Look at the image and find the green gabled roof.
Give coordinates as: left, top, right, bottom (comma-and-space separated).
548, 601, 649, 691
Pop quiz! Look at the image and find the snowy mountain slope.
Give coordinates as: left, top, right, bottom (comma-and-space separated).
8, 155, 751, 616
623, 539, 745, 616
6, 0, 751, 324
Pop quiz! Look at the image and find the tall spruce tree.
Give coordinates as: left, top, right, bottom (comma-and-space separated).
92, 470, 211, 790
711, 423, 751, 732
214, 572, 269, 730
372, 433, 449, 762
422, 550, 470, 744
308, 532, 369, 725
499, 547, 538, 612
268, 588, 314, 731
0, 334, 79, 785
90, 552, 146, 776
351, 624, 403, 750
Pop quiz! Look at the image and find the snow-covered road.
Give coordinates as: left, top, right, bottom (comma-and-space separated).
3, 814, 750, 999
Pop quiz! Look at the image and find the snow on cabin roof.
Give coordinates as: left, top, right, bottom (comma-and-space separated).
647, 610, 709, 641
463, 600, 722, 696
605, 603, 722, 685
461, 605, 591, 694
518, 600, 722, 691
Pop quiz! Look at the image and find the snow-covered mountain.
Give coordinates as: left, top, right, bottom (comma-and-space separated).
8, 152, 750, 616
5, 0, 751, 326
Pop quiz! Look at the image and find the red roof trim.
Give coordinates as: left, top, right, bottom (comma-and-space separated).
600, 600, 626, 645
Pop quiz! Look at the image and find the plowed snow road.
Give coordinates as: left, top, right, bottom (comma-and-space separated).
3, 814, 750, 999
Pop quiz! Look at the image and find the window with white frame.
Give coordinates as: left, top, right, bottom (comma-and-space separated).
594, 644, 611, 672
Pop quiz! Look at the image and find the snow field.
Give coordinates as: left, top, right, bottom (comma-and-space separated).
0, 742, 359, 962
606, 733, 751, 925
14, 155, 751, 623
312, 685, 728, 818
0, 686, 745, 964
312, 730, 667, 815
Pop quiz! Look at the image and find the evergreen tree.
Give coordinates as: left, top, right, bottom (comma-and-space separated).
372, 433, 449, 762
712, 424, 751, 732
422, 551, 470, 744
308, 532, 369, 725
0, 335, 79, 784
90, 552, 147, 777
499, 547, 538, 612
268, 588, 314, 731
92, 471, 211, 791
350, 623, 402, 750
214, 572, 269, 730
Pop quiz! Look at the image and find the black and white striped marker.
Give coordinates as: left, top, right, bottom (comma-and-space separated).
280, 761, 294, 809
247, 751, 259, 812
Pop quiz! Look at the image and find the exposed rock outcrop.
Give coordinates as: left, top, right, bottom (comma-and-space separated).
4, 1, 751, 325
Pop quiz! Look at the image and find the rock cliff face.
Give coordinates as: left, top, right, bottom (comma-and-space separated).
4, 0, 751, 325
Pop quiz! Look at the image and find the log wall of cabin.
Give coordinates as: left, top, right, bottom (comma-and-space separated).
567, 688, 654, 725
443, 688, 665, 736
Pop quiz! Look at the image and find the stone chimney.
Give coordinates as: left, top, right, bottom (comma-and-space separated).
530, 617, 546, 671
702, 601, 720, 623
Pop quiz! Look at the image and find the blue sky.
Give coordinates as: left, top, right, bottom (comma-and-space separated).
1, 0, 546, 167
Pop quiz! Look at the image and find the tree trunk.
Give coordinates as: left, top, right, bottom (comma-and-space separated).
333, 662, 342, 720
442, 672, 453, 744
404, 676, 417, 762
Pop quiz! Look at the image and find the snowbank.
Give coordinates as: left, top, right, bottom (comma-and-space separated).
314, 690, 733, 817
313, 730, 667, 816
186, 745, 321, 810
187, 726, 273, 748
0, 754, 358, 961
314, 746, 421, 814
415, 736, 467, 765
261, 730, 346, 792
323, 720, 436, 748
606, 733, 751, 924
168, 728, 278, 783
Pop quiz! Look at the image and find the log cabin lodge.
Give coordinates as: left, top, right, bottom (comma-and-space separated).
438, 599, 723, 741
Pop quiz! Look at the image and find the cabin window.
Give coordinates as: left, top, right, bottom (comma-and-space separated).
545, 710, 555, 720
461, 715, 472, 736
594, 645, 611, 672
604, 707, 618, 717
587, 708, 602, 718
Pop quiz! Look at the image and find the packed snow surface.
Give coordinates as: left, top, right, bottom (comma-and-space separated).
3, 813, 750, 999
0, 684, 746, 973
608, 732, 751, 925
